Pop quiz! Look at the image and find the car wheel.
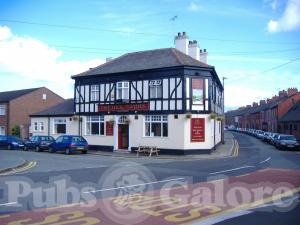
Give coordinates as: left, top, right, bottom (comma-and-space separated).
65, 148, 70, 155
7, 144, 12, 150
48, 147, 54, 153
35, 146, 40, 152
82, 150, 87, 154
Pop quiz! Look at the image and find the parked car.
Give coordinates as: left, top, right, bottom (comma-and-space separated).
275, 135, 300, 150
270, 133, 280, 145
262, 132, 271, 142
255, 130, 265, 139
0, 135, 24, 150
48, 135, 88, 155
24, 135, 55, 151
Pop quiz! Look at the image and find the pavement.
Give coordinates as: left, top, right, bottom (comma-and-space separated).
0, 152, 27, 171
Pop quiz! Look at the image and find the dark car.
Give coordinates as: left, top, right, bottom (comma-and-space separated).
24, 135, 55, 151
0, 135, 24, 150
48, 135, 88, 155
275, 135, 300, 150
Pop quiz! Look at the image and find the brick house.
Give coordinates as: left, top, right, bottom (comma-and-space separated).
225, 88, 300, 134
279, 100, 300, 140
0, 87, 64, 138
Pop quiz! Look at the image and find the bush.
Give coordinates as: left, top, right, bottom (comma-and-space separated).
11, 125, 20, 137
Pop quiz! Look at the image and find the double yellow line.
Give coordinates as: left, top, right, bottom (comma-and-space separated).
0, 161, 37, 176
232, 140, 239, 157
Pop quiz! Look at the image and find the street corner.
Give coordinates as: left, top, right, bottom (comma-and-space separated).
0, 154, 37, 176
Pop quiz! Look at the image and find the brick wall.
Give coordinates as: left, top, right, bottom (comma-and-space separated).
9, 87, 64, 138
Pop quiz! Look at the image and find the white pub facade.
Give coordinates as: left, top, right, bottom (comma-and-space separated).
71, 32, 224, 154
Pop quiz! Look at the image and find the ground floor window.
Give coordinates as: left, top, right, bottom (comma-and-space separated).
144, 115, 168, 137
33, 122, 38, 131
54, 119, 66, 134
86, 116, 105, 135
39, 122, 44, 132
0, 126, 5, 135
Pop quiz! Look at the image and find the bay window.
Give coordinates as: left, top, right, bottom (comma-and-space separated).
86, 116, 105, 135
144, 115, 168, 137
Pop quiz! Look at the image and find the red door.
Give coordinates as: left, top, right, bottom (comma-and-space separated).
118, 124, 129, 149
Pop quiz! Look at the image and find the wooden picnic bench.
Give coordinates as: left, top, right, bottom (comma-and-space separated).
136, 145, 159, 157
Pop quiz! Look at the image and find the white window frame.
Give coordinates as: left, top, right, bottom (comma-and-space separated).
149, 85, 162, 99
85, 116, 105, 136
53, 118, 67, 134
33, 122, 38, 132
0, 105, 6, 115
0, 126, 5, 135
116, 81, 129, 100
90, 85, 99, 101
144, 115, 168, 137
39, 122, 44, 132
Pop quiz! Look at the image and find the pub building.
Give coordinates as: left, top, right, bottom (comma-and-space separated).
71, 32, 224, 154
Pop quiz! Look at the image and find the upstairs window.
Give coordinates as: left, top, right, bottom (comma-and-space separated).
149, 80, 162, 99
91, 85, 99, 101
117, 81, 129, 100
0, 105, 6, 115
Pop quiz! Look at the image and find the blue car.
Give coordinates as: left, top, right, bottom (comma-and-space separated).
48, 135, 88, 155
24, 135, 55, 151
0, 135, 24, 150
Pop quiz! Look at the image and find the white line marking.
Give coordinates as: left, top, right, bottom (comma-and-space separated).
259, 157, 271, 164
0, 202, 17, 206
82, 177, 185, 194
209, 166, 255, 175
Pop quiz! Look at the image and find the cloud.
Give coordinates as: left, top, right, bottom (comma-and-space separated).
0, 26, 104, 97
188, 1, 201, 11
267, 0, 300, 32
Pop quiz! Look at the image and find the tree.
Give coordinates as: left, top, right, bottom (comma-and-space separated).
11, 125, 20, 137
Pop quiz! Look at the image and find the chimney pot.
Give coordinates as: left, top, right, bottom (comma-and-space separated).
183, 31, 186, 36
204, 49, 206, 52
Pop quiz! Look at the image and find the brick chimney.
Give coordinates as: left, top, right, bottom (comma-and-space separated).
175, 32, 189, 55
252, 102, 259, 107
271, 95, 279, 102
287, 87, 298, 96
246, 105, 251, 108
260, 100, 266, 105
266, 98, 272, 104
278, 90, 288, 98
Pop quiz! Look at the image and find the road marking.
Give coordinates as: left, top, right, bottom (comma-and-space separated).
0, 161, 37, 175
82, 177, 185, 194
182, 186, 300, 225
0, 201, 17, 206
209, 166, 255, 175
259, 157, 271, 164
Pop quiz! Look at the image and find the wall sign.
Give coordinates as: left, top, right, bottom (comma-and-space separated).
191, 118, 205, 142
149, 80, 162, 86
106, 122, 114, 136
192, 79, 204, 105
99, 103, 150, 112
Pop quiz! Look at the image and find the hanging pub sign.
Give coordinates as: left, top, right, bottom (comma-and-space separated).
98, 102, 150, 112
191, 118, 205, 142
106, 122, 114, 136
192, 79, 204, 105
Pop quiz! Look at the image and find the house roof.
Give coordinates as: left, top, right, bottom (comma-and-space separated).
0, 88, 40, 102
279, 100, 300, 122
72, 48, 213, 78
31, 99, 74, 117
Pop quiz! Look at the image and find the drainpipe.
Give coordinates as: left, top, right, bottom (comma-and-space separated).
47, 116, 50, 136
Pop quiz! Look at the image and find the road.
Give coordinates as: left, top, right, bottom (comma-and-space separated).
0, 132, 300, 224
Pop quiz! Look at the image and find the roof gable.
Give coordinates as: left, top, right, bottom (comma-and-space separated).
279, 100, 300, 122
72, 48, 212, 78
31, 99, 74, 117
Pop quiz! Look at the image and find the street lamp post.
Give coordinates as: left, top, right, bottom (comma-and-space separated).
222, 77, 227, 144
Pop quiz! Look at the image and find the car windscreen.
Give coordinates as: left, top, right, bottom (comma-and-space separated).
40, 136, 54, 141
280, 136, 296, 141
72, 137, 86, 142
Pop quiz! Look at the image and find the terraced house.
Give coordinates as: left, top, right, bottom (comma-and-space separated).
69, 32, 224, 154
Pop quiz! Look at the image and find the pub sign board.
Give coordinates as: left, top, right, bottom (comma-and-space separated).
98, 103, 150, 112
190, 118, 205, 142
